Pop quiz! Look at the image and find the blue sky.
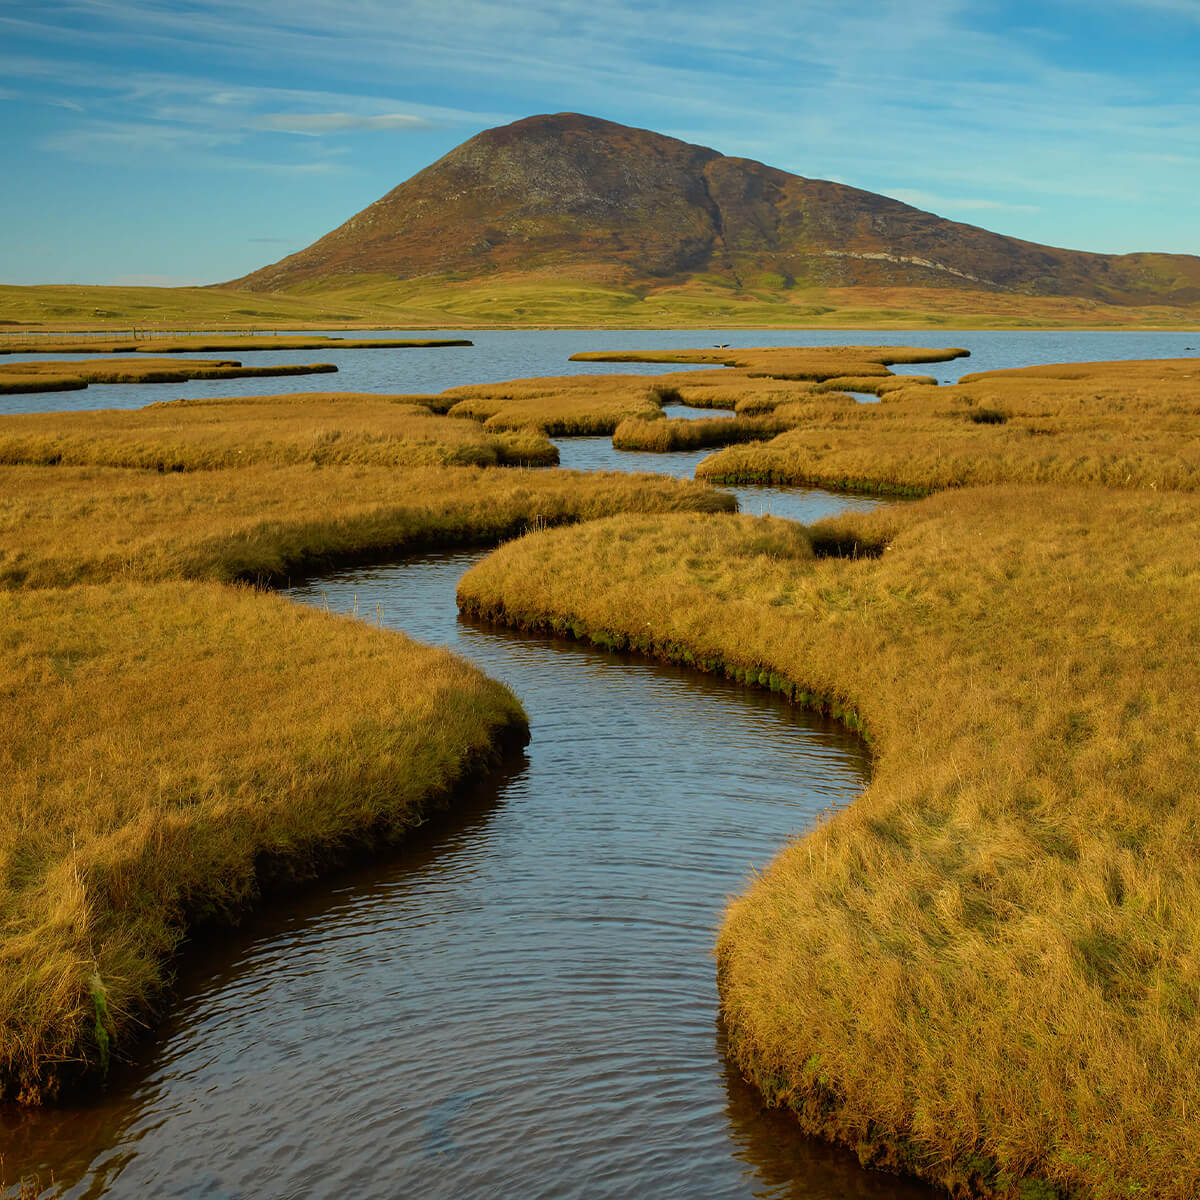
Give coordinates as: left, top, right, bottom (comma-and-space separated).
2, 0, 1198, 286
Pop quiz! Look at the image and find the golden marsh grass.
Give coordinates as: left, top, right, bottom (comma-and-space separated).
612, 403, 836, 452
0, 462, 733, 589
0, 579, 527, 1102
0, 419, 729, 1103
0, 358, 337, 395
444, 374, 666, 434
456, 486, 1200, 1199
698, 357, 1200, 494
0, 394, 559, 471
568, 344, 969, 373
426, 346, 959, 436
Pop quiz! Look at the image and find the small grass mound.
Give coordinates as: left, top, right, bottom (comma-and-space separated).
444, 375, 665, 434
568, 344, 969, 373
0, 358, 337, 394
612, 408, 825, 453
0, 579, 527, 1103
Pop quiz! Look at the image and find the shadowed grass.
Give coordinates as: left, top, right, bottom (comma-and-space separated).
0, 395, 558, 471
0, 358, 337, 395
455, 487, 1200, 1199
698, 357, 1200, 494
0, 579, 527, 1103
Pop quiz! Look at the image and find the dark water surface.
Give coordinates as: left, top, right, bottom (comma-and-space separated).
4, 547, 929, 1199
1, 327, 1196, 414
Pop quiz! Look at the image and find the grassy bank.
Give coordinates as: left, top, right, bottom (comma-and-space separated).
697, 357, 1200, 494
4, 278, 1200, 331
0, 394, 559, 471
0, 358, 337, 395
0, 579, 529, 1103
0, 336, 471, 354
455, 489, 1200, 1199
568, 345, 969, 371
0, 462, 733, 589
613, 407, 825, 452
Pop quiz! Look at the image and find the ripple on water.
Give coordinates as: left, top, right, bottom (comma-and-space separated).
5, 556, 931, 1198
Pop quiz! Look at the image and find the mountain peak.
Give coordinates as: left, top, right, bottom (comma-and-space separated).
230, 115, 1200, 305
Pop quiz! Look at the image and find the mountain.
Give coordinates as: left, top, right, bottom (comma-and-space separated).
230, 113, 1200, 306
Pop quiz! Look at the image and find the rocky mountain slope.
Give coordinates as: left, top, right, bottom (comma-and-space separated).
232, 113, 1200, 305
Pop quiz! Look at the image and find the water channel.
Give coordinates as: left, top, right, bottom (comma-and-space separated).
3, 330, 1195, 1196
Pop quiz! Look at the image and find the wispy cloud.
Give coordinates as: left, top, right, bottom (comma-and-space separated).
887, 189, 1042, 216
255, 112, 436, 134
42, 120, 343, 173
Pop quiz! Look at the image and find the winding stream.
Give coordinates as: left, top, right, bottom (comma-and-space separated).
3, 451, 927, 1199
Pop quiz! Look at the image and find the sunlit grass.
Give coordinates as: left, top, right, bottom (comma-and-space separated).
0, 462, 733, 589
4, 277, 1198, 331
0, 358, 337, 395
456, 484, 1200, 1199
0, 409, 731, 1103
0, 394, 558, 471
697, 357, 1200, 494
0, 579, 528, 1102
420, 346, 959, 436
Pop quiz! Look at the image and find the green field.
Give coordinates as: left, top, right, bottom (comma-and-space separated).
3, 275, 1200, 332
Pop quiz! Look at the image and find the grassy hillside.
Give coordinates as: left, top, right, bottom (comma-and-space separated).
231, 114, 1200, 308
3, 276, 1200, 332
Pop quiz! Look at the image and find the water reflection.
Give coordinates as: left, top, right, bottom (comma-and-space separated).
718, 1020, 931, 1200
